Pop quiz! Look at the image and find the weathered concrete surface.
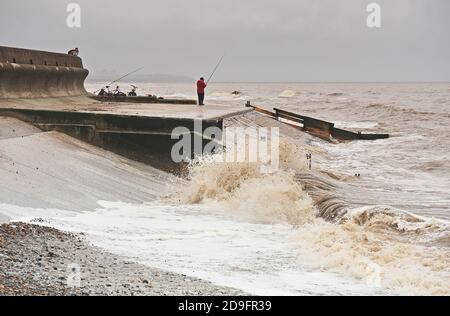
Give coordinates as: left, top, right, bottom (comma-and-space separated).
0, 47, 251, 171
0, 117, 170, 212
0, 99, 250, 172
0, 96, 251, 120
0, 94, 251, 172
0, 46, 83, 67
0, 46, 88, 99
0, 115, 40, 139
0, 107, 228, 172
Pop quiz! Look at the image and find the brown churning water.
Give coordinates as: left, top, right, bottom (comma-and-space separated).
157, 82, 450, 295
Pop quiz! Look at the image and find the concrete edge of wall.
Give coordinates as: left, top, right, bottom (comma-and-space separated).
0, 46, 88, 99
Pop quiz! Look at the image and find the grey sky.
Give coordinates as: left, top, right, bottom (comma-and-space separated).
1, 0, 449, 82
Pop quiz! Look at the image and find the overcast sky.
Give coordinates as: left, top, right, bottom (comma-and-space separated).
1, 0, 449, 82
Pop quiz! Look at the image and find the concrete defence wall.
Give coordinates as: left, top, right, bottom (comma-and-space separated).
0, 47, 226, 173
0, 46, 88, 98
0, 108, 223, 173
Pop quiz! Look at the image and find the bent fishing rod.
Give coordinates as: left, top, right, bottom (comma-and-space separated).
206, 55, 225, 85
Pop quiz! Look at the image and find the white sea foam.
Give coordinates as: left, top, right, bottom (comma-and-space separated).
278, 90, 297, 98
4, 201, 384, 296
166, 136, 450, 295
6, 82, 450, 296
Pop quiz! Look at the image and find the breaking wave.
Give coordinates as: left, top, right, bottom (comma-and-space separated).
279, 90, 297, 98
169, 130, 450, 295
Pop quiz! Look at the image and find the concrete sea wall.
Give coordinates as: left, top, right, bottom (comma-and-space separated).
0, 46, 88, 98
0, 107, 223, 172
0, 46, 226, 173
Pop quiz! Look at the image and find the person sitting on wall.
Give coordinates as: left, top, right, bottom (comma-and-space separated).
113, 86, 126, 97
128, 85, 138, 97
68, 48, 79, 56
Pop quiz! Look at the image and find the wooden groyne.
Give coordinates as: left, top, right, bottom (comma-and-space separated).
246, 102, 389, 142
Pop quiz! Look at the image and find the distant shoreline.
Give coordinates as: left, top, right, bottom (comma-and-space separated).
85, 80, 450, 84
86, 74, 195, 84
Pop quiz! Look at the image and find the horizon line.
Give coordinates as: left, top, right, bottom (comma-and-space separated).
86, 79, 450, 84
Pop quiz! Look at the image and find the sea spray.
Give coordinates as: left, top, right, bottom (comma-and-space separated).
293, 216, 450, 295
177, 161, 315, 225
170, 131, 450, 295
170, 136, 315, 224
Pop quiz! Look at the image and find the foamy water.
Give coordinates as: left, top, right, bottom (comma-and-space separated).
3, 82, 449, 295
86, 82, 450, 220
166, 147, 449, 295
1, 202, 385, 296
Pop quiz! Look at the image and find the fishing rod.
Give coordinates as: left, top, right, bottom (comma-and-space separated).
107, 67, 144, 87
206, 55, 225, 84
94, 67, 144, 93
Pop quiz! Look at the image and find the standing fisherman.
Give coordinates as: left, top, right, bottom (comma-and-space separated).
197, 55, 224, 106
197, 77, 207, 106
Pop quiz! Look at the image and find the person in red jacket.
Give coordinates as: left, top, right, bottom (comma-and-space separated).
197, 77, 207, 106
